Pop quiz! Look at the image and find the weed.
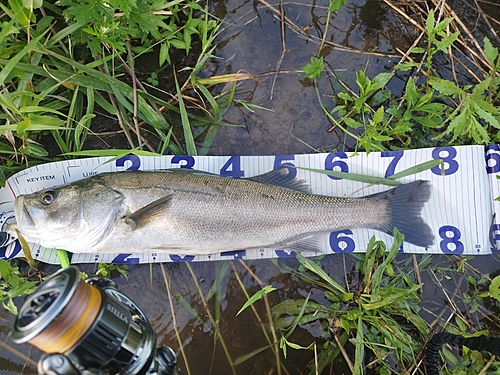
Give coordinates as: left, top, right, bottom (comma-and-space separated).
0, 0, 243, 183
0, 260, 38, 315
303, 10, 500, 153
271, 230, 428, 375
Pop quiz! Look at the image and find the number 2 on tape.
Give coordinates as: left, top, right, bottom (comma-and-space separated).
116, 155, 141, 171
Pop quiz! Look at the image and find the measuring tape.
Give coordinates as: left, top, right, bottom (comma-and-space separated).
0, 145, 497, 264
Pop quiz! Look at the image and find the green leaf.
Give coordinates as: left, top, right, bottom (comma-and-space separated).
0, 167, 6, 187
328, 0, 347, 12
159, 42, 170, 66
484, 37, 499, 67
405, 77, 418, 107
425, 9, 435, 35
429, 77, 462, 96
343, 117, 365, 129
295, 253, 347, 294
22, 0, 43, 9
394, 62, 419, 71
63, 149, 161, 157
371, 72, 393, 89
409, 47, 425, 54
295, 166, 402, 186
236, 285, 276, 316
0, 30, 48, 86
302, 56, 324, 79
356, 70, 371, 97
434, 32, 459, 52
372, 106, 385, 124
389, 159, 441, 180
57, 250, 70, 268
233, 345, 271, 365
434, 17, 455, 34
173, 69, 197, 156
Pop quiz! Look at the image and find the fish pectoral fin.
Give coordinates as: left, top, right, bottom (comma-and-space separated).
283, 234, 327, 253
124, 195, 173, 230
246, 167, 311, 194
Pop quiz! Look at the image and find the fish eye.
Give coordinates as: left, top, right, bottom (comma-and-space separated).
41, 190, 56, 205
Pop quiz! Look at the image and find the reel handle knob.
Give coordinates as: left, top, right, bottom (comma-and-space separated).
38, 353, 81, 375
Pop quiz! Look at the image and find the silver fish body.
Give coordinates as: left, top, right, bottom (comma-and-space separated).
6, 168, 434, 254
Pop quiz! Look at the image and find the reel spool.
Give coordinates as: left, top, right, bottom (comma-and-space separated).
11, 266, 177, 375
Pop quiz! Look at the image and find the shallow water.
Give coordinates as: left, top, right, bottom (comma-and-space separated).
2, 0, 500, 374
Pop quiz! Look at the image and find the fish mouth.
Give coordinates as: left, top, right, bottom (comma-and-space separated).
17, 196, 36, 228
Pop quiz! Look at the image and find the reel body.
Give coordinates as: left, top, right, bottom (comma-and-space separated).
11, 266, 177, 375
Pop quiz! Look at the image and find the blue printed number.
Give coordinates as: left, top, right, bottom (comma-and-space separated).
220, 156, 244, 178
116, 155, 141, 171
431, 147, 459, 176
112, 254, 140, 264
439, 225, 464, 254
171, 156, 195, 169
169, 255, 195, 262
490, 223, 500, 251
273, 155, 297, 179
221, 250, 246, 259
0, 240, 22, 260
325, 153, 348, 180
381, 151, 404, 178
275, 250, 296, 258
329, 230, 355, 253
485, 145, 500, 174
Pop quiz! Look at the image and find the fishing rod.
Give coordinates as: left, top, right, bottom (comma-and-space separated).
10, 266, 178, 375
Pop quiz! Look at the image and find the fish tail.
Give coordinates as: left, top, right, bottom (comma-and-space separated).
374, 180, 434, 247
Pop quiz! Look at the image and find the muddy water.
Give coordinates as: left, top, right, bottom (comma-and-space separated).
2, 0, 500, 374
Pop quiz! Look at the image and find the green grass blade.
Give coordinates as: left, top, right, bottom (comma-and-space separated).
237, 285, 276, 316
295, 253, 347, 294
295, 167, 402, 186
199, 124, 219, 156
388, 159, 441, 180
193, 75, 220, 119
56, 250, 70, 268
62, 149, 162, 157
232, 345, 272, 366
0, 31, 48, 86
174, 70, 197, 156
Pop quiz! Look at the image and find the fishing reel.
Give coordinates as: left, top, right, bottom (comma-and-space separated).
11, 266, 178, 375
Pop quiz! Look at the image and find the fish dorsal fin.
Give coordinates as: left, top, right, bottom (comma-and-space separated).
124, 195, 173, 230
246, 167, 311, 194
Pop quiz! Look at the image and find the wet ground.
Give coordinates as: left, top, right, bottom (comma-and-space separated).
2, 0, 500, 374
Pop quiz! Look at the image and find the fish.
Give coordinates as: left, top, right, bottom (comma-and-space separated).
5, 168, 434, 254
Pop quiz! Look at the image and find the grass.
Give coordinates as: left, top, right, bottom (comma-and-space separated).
0, 0, 254, 184
1, 0, 500, 374
302, 7, 500, 153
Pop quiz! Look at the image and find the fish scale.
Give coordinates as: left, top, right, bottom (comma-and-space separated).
6, 168, 434, 254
